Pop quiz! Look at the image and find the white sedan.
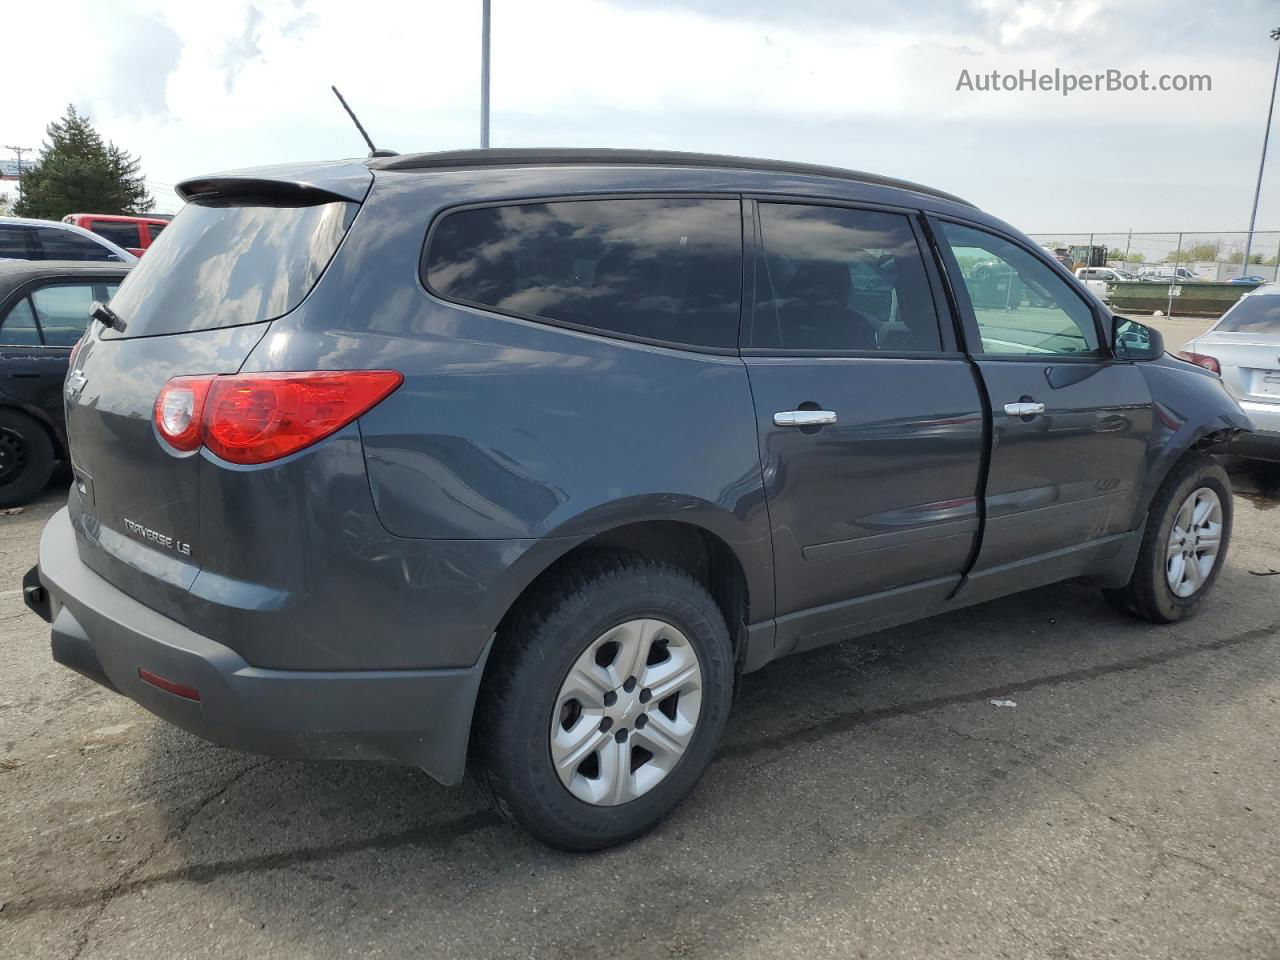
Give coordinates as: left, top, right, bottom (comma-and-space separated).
1179, 283, 1280, 460
0, 216, 137, 264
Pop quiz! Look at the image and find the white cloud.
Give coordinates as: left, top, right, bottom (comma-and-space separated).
1, 0, 1277, 229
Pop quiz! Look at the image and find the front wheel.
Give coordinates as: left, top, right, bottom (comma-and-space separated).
1104, 455, 1232, 623
473, 554, 734, 851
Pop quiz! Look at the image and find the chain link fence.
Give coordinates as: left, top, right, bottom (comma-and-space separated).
1026, 232, 1280, 282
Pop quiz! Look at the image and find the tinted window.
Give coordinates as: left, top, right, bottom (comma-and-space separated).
91, 221, 141, 248
146, 222, 166, 243
750, 204, 942, 352
31, 282, 120, 346
1216, 294, 1280, 333
106, 200, 356, 338
0, 298, 41, 345
0, 225, 32, 259
426, 198, 742, 349
34, 227, 119, 262
942, 223, 1100, 357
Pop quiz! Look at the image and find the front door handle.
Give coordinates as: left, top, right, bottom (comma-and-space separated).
1003, 401, 1046, 417
774, 410, 838, 427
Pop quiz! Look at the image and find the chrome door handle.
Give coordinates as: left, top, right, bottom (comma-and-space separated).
774, 410, 837, 427
1003, 401, 1046, 417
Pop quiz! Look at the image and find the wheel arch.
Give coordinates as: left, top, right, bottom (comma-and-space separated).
486, 512, 768, 694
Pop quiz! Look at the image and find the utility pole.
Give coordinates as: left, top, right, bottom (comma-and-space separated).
480, 0, 491, 148
1241, 27, 1280, 273
3, 144, 33, 177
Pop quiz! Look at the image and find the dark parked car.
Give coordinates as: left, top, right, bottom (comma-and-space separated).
23, 150, 1251, 850
0, 261, 131, 506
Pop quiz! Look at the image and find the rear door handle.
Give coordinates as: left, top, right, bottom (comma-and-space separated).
1003, 401, 1046, 417
774, 410, 838, 427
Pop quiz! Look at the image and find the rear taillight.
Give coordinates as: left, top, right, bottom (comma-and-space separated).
1175, 351, 1221, 375
154, 376, 213, 451
68, 337, 85, 371
154, 371, 402, 464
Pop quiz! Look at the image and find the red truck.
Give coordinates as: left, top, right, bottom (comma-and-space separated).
61, 213, 171, 257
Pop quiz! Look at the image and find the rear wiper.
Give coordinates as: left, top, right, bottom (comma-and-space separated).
90, 300, 125, 332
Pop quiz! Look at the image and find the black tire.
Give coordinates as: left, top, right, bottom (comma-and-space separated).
1103, 454, 1232, 623
0, 410, 55, 509
473, 552, 734, 851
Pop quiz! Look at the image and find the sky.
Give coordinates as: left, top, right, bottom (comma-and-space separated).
3, 0, 1280, 239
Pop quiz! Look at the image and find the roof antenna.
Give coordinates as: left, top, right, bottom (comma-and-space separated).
331, 85, 398, 158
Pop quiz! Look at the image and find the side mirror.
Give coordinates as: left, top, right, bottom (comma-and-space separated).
1111, 316, 1164, 361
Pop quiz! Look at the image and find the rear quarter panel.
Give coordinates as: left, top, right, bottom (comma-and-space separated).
239, 169, 775, 622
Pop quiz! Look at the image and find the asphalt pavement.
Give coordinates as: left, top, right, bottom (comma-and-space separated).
2, 458, 1279, 960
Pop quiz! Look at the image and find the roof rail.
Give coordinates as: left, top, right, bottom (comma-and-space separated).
368, 148, 973, 207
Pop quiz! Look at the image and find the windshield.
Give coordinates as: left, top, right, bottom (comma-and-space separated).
1216, 295, 1280, 334
104, 199, 357, 338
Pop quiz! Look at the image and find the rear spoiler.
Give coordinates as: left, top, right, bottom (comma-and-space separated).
176, 160, 372, 206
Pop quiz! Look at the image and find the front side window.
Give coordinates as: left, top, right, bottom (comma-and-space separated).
941, 223, 1100, 357
30, 282, 120, 345
749, 204, 942, 352
90, 221, 141, 249
0, 298, 41, 345
34, 227, 119, 262
425, 198, 742, 350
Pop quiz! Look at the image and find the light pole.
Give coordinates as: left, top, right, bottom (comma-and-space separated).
480, 0, 491, 148
1241, 27, 1280, 274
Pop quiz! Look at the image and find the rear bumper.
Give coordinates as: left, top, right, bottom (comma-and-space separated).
28, 508, 488, 784
1232, 401, 1280, 460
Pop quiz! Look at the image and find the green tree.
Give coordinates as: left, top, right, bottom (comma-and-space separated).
1167, 241, 1220, 262
1106, 247, 1126, 260
1125, 251, 1145, 263
13, 105, 153, 220
1226, 251, 1265, 265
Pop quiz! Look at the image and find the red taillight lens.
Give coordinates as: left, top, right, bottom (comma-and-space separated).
68, 336, 86, 371
154, 371, 402, 464
1175, 351, 1221, 375
154, 376, 214, 451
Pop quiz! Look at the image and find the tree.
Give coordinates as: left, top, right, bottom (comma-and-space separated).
13, 105, 153, 220
1106, 247, 1126, 260
1167, 241, 1220, 262
1125, 251, 1145, 263
1226, 251, 1265, 264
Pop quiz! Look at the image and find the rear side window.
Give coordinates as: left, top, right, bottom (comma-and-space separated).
105, 200, 357, 338
32, 282, 120, 345
146, 223, 166, 244
0, 298, 41, 345
35, 227, 120, 262
749, 204, 942, 352
90, 221, 141, 249
0, 225, 33, 259
1216, 294, 1280, 333
425, 198, 742, 350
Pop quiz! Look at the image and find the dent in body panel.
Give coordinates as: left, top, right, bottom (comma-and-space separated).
970, 361, 1154, 571
1132, 359, 1253, 524
189, 425, 589, 670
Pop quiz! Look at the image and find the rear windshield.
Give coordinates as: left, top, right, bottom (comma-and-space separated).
1216, 294, 1280, 334
104, 200, 357, 337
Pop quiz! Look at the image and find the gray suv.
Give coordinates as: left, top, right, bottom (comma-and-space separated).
24, 149, 1251, 850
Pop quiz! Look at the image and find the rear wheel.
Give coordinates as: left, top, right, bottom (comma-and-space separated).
473, 553, 733, 851
1103, 455, 1232, 623
0, 410, 55, 509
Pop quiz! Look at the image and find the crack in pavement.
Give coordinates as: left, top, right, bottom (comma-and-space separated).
917, 715, 1280, 911
717, 620, 1279, 762
61, 760, 269, 960
4, 620, 1276, 929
